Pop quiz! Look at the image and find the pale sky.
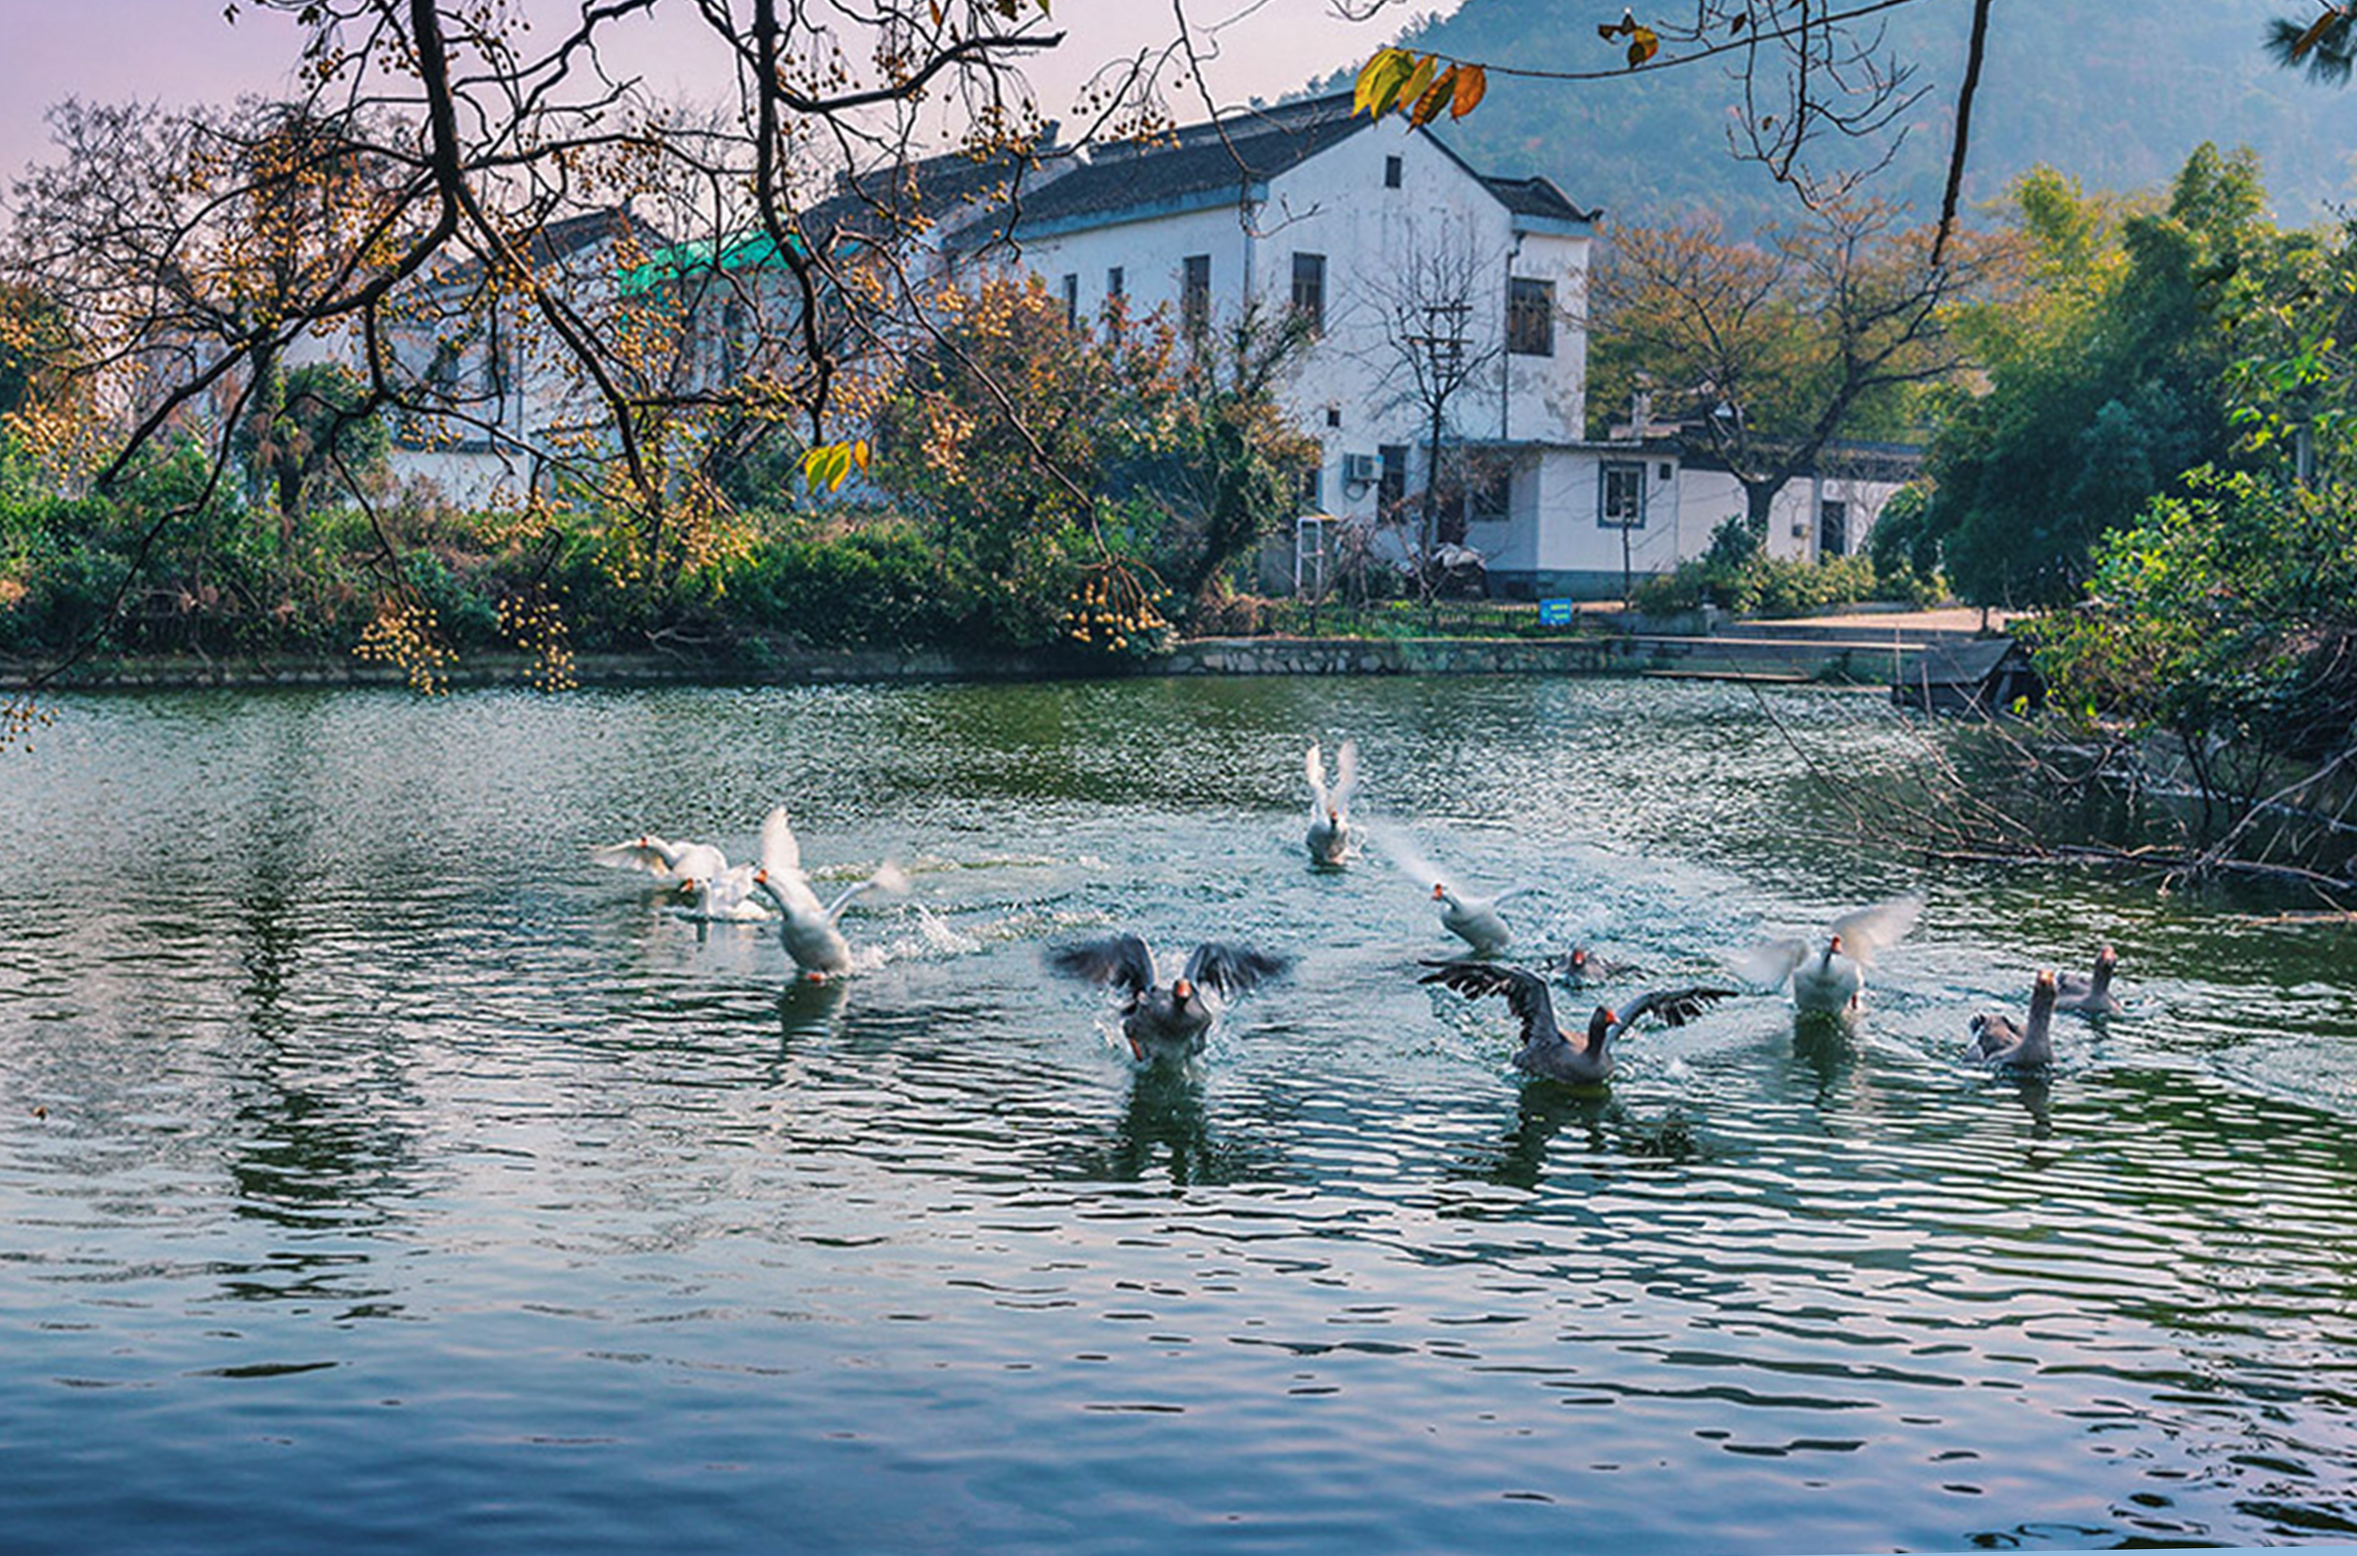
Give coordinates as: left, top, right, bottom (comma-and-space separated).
0, 0, 1438, 199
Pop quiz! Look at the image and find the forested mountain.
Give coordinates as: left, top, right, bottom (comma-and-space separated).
1340, 0, 2357, 230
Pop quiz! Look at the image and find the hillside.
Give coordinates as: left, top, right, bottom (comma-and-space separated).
1353, 0, 2357, 230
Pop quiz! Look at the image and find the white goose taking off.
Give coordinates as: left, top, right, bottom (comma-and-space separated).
1735, 893, 1924, 1014
1303, 740, 1361, 866
746, 807, 907, 980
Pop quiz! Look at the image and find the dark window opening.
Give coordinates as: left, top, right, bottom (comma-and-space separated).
1378, 443, 1409, 514
1181, 254, 1211, 335
1468, 463, 1512, 523
1290, 252, 1326, 334
1600, 462, 1646, 528
1507, 276, 1555, 357
1819, 499, 1850, 558
1060, 273, 1080, 326
1384, 155, 1403, 189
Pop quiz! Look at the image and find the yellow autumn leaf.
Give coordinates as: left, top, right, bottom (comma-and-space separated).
1397, 54, 1439, 118
1627, 25, 1660, 66
1410, 67, 1454, 128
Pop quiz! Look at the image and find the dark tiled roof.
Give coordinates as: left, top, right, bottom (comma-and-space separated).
795, 143, 1058, 253
1481, 174, 1599, 224
1010, 91, 1375, 229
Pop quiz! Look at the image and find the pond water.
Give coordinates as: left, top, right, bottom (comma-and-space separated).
3, 675, 2354, 1554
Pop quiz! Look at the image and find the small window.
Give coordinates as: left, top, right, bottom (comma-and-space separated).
1106, 265, 1124, 299
1299, 460, 1323, 510
1182, 254, 1212, 335
1819, 499, 1850, 558
1657, 461, 1674, 482
1507, 277, 1555, 356
1384, 155, 1403, 189
1061, 273, 1080, 326
1325, 404, 1342, 429
1600, 462, 1646, 529
1468, 464, 1512, 523
1290, 252, 1326, 333
1377, 443, 1409, 512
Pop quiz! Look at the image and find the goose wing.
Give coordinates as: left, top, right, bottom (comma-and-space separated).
1832, 893, 1924, 963
823, 861, 910, 922
1183, 942, 1293, 997
758, 805, 804, 878
1329, 740, 1359, 814
1731, 937, 1810, 988
1047, 934, 1157, 999
1607, 984, 1738, 1040
1419, 959, 1558, 1047
592, 835, 685, 875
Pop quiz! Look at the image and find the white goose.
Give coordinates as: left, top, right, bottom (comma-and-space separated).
592, 831, 729, 887
1433, 880, 1518, 956
745, 807, 908, 980
1304, 740, 1361, 867
1735, 893, 1924, 1014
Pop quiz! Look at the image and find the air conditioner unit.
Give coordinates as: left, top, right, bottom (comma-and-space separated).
1341, 452, 1379, 486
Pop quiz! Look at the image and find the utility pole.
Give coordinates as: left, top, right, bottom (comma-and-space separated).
1404, 297, 1470, 559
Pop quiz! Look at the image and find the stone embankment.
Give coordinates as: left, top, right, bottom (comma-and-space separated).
9, 610, 2002, 691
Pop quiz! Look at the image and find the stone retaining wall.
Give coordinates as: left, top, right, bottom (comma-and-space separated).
12, 631, 1956, 691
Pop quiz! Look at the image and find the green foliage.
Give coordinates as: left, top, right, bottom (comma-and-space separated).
231, 361, 390, 526
2022, 467, 2357, 756
731, 519, 970, 649
1925, 147, 2275, 608
1632, 549, 1880, 618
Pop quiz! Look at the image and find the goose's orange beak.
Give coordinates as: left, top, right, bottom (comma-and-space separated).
1172, 978, 1194, 1001
1431, 883, 1446, 900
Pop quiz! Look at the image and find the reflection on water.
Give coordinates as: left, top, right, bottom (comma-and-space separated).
1, 677, 2355, 1555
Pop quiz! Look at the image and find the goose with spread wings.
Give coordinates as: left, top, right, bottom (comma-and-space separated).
745, 807, 907, 980
1734, 894, 1924, 1014
1431, 880, 1522, 955
1420, 959, 1736, 1085
1303, 740, 1361, 867
592, 832, 730, 888
1047, 934, 1292, 1062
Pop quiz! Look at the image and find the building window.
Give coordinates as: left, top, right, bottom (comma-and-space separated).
1468, 463, 1512, 523
1384, 154, 1403, 189
1325, 404, 1342, 429
1290, 252, 1326, 333
1600, 462, 1646, 529
1507, 277, 1555, 356
1819, 499, 1850, 558
1060, 273, 1080, 326
1182, 254, 1211, 335
1106, 265, 1124, 299
1378, 443, 1409, 513
1299, 457, 1323, 511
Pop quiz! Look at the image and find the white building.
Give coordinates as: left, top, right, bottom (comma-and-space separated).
368, 95, 1918, 593
972, 90, 1918, 599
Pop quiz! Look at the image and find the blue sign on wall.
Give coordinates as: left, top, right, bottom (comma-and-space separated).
1538, 598, 1576, 626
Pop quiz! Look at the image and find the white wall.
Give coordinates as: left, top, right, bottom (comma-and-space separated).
1011, 124, 1591, 534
